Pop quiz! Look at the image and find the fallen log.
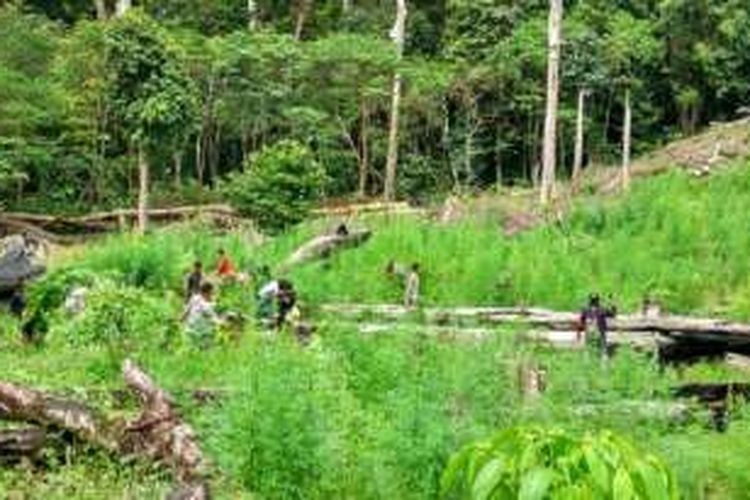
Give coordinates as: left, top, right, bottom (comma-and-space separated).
321, 304, 750, 338
1, 204, 241, 244
312, 201, 424, 218
121, 359, 205, 490
0, 217, 85, 245
0, 428, 47, 463
280, 229, 372, 271
321, 304, 750, 360
0, 382, 106, 447
0, 359, 208, 498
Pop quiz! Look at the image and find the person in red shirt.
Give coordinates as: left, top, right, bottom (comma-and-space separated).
216, 248, 236, 278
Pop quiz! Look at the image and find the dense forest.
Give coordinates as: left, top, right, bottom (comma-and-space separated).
2, 0, 750, 217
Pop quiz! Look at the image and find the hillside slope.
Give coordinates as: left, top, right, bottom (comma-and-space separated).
267, 157, 750, 318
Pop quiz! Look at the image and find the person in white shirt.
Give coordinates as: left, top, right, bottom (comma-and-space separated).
183, 282, 220, 347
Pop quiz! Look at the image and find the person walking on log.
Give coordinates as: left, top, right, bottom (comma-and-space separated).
577, 293, 617, 359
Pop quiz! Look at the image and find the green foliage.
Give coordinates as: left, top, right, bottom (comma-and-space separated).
441, 426, 679, 500
27, 267, 99, 317
222, 140, 326, 232
62, 280, 177, 350
104, 10, 199, 153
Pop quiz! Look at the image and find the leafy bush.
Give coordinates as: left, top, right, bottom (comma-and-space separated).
25, 267, 100, 328
63, 281, 177, 350
222, 140, 326, 232
80, 233, 188, 290
441, 426, 679, 500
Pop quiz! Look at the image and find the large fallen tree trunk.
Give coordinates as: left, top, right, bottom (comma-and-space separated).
1, 204, 240, 244
312, 201, 424, 218
320, 304, 750, 347
0, 359, 208, 498
280, 229, 372, 271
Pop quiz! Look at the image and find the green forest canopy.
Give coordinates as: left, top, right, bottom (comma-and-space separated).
1, 0, 749, 213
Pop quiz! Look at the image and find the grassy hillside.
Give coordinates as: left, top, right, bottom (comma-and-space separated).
4, 161, 750, 497
272, 161, 750, 318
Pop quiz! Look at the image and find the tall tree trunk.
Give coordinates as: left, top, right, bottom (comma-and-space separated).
442, 99, 458, 192
540, 0, 563, 206
115, 0, 131, 18
294, 0, 314, 41
248, 0, 258, 30
383, 0, 407, 201
342, 0, 351, 14
358, 100, 370, 198
195, 134, 204, 187
136, 145, 149, 235
210, 125, 221, 186
173, 150, 183, 189
94, 0, 108, 20
622, 87, 632, 190
463, 96, 478, 190
572, 88, 587, 193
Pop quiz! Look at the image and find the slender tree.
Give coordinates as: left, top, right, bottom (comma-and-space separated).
622, 86, 632, 189
383, 0, 407, 201
94, 0, 108, 20
248, 0, 258, 30
540, 0, 562, 205
571, 88, 587, 192
115, 0, 131, 18
294, 0, 314, 41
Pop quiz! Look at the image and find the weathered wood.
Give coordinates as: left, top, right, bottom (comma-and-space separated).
0, 360, 208, 497
0, 204, 240, 244
312, 201, 421, 217
0, 383, 107, 448
0, 428, 47, 462
281, 229, 372, 271
320, 304, 750, 355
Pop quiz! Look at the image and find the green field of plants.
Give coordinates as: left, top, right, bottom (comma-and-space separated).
4, 165, 750, 498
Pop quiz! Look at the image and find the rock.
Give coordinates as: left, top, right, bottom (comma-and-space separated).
0, 235, 46, 293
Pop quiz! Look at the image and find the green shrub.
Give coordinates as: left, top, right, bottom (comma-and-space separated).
63, 281, 178, 351
441, 426, 679, 500
222, 140, 327, 233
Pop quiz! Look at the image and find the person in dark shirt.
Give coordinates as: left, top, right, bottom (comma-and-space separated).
186, 261, 203, 301
9, 282, 26, 319
577, 294, 617, 359
276, 279, 297, 329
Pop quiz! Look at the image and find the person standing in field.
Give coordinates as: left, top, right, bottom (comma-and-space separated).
404, 263, 421, 307
183, 282, 221, 348
185, 261, 203, 302
386, 260, 422, 307
9, 281, 26, 320
577, 294, 617, 359
276, 279, 298, 329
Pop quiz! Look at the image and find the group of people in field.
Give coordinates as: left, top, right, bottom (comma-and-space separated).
181, 249, 301, 348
